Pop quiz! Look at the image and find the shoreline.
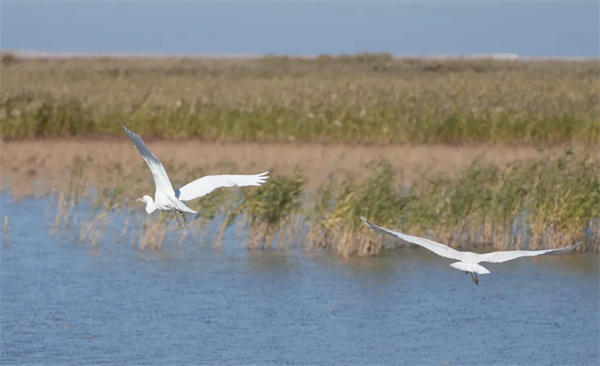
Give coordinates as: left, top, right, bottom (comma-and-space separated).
1, 140, 589, 196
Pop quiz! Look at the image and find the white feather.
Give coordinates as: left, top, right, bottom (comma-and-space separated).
360, 216, 582, 276
121, 125, 269, 223
176, 172, 269, 202
121, 125, 175, 195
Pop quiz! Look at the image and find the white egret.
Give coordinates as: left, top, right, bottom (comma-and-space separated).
360, 217, 583, 285
122, 125, 269, 228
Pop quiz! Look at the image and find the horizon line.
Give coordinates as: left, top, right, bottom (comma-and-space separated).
2, 49, 597, 61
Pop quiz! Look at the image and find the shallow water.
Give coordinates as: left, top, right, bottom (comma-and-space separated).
1, 194, 599, 365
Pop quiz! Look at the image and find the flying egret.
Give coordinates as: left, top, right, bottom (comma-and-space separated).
121, 125, 269, 228
360, 217, 582, 285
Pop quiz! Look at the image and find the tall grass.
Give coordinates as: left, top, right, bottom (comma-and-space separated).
240, 171, 305, 249
53, 156, 90, 229
379, 150, 599, 252
2, 55, 598, 144
307, 161, 412, 257
52, 151, 599, 255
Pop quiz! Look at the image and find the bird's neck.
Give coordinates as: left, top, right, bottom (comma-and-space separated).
145, 199, 157, 214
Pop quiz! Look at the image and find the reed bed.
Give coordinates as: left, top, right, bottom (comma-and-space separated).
2, 54, 598, 144
50, 150, 599, 255
239, 171, 305, 249
309, 151, 599, 256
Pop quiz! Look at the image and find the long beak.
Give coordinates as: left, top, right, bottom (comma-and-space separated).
136, 198, 143, 202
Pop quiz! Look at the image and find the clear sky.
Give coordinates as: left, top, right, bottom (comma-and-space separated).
2, 1, 598, 57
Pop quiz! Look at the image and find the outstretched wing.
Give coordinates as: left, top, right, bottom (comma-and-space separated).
478, 242, 583, 263
121, 125, 175, 194
360, 217, 465, 261
176, 171, 269, 202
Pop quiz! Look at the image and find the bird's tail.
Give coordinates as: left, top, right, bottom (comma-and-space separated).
178, 201, 198, 214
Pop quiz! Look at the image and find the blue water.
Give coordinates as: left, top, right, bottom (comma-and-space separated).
1, 195, 598, 365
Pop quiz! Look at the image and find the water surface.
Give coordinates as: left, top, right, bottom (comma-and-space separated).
1, 195, 598, 365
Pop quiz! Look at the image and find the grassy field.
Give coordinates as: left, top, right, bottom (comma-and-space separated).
2, 53, 599, 144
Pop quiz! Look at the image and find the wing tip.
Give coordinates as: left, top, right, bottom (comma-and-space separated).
360, 216, 374, 230
121, 124, 138, 139
555, 240, 584, 253
569, 240, 585, 251
256, 171, 269, 184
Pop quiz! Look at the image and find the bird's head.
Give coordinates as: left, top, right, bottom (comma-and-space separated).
136, 195, 157, 214
137, 195, 153, 204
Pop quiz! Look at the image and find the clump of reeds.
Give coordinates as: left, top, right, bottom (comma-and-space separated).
49, 147, 599, 255
190, 187, 239, 247
307, 161, 411, 257
521, 151, 599, 249
138, 213, 170, 252
238, 171, 305, 249
53, 156, 91, 229
404, 150, 599, 251
2, 55, 598, 144
308, 151, 599, 255
79, 211, 113, 247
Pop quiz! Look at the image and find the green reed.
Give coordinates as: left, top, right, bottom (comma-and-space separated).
54, 150, 599, 255
307, 161, 412, 257
2, 54, 598, 144
308, 151, 599, 255
236, 171, 305, 249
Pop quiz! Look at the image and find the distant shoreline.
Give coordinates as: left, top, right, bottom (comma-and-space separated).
1, 49, 597, 61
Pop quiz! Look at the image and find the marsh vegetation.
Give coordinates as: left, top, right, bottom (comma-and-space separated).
2, 54, 598, 144
37, 150, 598, 256
1, 54, 598, 256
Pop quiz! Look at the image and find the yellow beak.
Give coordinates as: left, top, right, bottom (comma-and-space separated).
136, 198, 143, 202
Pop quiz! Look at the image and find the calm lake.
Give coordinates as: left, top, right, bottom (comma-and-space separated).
1, 194, 598, 365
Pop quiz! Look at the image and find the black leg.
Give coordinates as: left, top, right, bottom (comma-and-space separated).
173, 211, 185, 229
470, 272, 479, 285
181, 213, 190, 228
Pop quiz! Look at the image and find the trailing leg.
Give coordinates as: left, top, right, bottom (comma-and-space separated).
173, 211, 185, 229
470, 272, 479, 286
181, 212, 190, 228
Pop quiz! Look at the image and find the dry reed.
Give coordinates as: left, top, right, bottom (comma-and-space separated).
2, 54, 598, 144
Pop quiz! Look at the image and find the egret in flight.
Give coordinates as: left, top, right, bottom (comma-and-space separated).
360, 217, 582, 285
122, 125, 269, 228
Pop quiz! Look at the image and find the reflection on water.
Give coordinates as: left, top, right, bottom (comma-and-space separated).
1, 195, 599, 365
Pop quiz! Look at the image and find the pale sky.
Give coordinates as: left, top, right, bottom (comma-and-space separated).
2, 1, 598, 56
